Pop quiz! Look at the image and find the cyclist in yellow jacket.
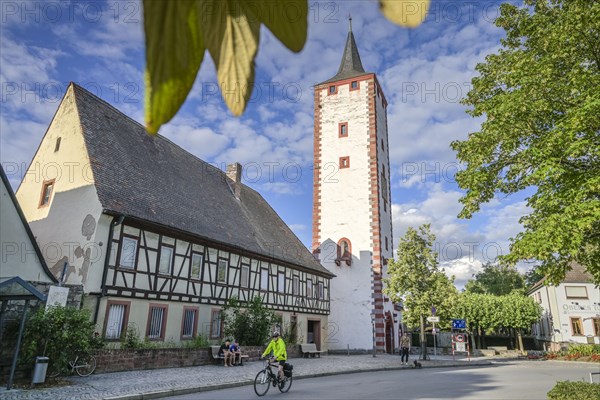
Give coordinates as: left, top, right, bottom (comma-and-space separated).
261, 331, 287, 381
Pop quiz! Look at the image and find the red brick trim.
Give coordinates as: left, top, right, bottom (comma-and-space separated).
146, 303, 169, 341
180, 306, 199, 340
338, 122, 348, 138
312, 89, 322, 253
38, 178, 55, 208
315, 74, 374, 92
339, 156, 350, 169
103, 300, 131, 341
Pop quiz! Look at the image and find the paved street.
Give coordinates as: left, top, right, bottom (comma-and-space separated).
1, 354, 596, 400
164, 361, 599, 400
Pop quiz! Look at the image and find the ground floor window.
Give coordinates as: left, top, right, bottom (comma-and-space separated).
181, 307, 198, 339
593, 318, 600, 336
147, 304, 168, 340
570, 317, 583, 336
104, 301, 130, 340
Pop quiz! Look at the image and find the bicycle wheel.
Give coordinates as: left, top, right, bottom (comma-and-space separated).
278, 374, 293, 393
253, 370, 271, 396
74, 355, 97, 377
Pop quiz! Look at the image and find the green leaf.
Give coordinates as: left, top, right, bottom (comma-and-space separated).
253, 0, 307, 52
379, 0, 430, 28
144, 0, 205, 134
201, 0, 260, 116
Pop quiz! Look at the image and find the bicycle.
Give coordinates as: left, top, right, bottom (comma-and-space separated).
253, 358, 292, 396
49, 353, 97, 378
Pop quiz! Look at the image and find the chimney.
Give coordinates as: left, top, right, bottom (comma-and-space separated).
226, 162, 242, 199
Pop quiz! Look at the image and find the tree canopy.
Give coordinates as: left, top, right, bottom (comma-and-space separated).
384, 224, 458, 329
464, 263, 525, 296
451, 0, 600, 284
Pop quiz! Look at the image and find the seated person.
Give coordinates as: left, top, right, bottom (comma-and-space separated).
229, 339, 242, 365
219, 339, 233, 367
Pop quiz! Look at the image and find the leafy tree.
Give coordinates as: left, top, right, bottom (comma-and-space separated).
464, 263, 525, 296
453, 292, 541, 351
451, 0, 600, 285
20, 306, 101, 376
142, 0, 431, 133
524, 265, 546, 289
222, 296, 280, 346
384, 224, 459, 358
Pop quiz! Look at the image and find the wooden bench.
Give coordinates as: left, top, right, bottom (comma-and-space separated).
487, 346, 508, 355
210, 345, 250, 366
301, 343, 325, 358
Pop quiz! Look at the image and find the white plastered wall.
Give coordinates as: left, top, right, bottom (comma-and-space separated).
15, 85, 108, 293
317, 79, 376, 350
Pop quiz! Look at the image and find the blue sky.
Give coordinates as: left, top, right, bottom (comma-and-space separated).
0, 0, 533, 287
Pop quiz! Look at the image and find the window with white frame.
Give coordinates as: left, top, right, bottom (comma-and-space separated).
159, 246, 174, 274
119, 237, 138, 269
317, 282, 324, 299
181, 308, 197, 338
565, 286, 588, 299
292, 276, 299, 295
217, 259, 228, 283
241, 264, 250, 288
260, 269, 268, 290
307, 279, 313, 298
147, 305, 167, 340
210, 309, 222, 338
191, 253, 203, 280
105, 302, 128, 340
278, 272, 285, 293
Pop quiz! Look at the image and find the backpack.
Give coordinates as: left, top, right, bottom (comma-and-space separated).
283, 362, 293, 377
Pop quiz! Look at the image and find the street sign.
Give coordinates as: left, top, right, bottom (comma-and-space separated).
427, 316, 440, 323
431, 306, 436, 316
452, 319, 466, 329
455, 333, 465, 342
455, 342, 467, 352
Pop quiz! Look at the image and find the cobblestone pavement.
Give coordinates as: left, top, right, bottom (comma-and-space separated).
0, 354, 491, 400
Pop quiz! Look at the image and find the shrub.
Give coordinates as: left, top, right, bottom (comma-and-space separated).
567, 344, 600, 357
20, 306, 99, 376
184, 334, 210, 348
222, 296, 280, 346
547, 381, 600, 400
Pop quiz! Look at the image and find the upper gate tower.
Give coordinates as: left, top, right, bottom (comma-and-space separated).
312, 18, 395, 352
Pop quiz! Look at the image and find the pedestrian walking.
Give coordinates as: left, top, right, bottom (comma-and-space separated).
400, 332, 411, 365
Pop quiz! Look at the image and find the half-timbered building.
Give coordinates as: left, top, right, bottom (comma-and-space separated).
15, 83, 334, 347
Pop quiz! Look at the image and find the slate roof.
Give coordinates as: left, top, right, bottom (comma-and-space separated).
529, 262, 594, 292
69, 84, 332, 277
318, 26, 370, 85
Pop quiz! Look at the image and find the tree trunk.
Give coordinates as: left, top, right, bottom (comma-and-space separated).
420, 314, 427, 360
517, 330, 524, 354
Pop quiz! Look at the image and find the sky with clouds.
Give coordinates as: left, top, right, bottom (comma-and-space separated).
0, 0, 535, 288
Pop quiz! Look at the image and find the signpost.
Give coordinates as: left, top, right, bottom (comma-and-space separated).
428, 309, 439, 357
451, 319, 470, 361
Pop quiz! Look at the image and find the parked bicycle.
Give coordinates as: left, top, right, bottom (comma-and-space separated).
253, 358, 293, 396
49, 353, 97, 377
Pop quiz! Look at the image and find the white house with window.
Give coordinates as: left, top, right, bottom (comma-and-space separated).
15, 83, 334, 347
528, 263, 600, 350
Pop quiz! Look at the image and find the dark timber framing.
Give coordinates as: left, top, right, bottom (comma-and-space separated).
104, 217, 331, 315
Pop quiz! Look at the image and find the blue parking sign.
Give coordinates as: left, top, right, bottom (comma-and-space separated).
452, 319, 466, 329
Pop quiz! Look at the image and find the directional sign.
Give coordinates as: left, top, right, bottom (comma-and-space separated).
452, 319, 466, 329
427, 316, 440, 323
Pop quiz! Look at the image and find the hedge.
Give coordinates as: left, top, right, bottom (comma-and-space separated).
547, 381, 600, 400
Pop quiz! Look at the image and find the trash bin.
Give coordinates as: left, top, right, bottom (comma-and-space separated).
32, 356, 49, 384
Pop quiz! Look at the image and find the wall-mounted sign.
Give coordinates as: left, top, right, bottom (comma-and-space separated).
45, 286, 69, 311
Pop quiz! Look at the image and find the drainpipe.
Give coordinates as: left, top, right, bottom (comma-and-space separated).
93, 214, 125, 324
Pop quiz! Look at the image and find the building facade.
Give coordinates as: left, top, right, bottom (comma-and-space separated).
15, 83, 334, 347
529, 263, 600, 350
312, 21, 397, 352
